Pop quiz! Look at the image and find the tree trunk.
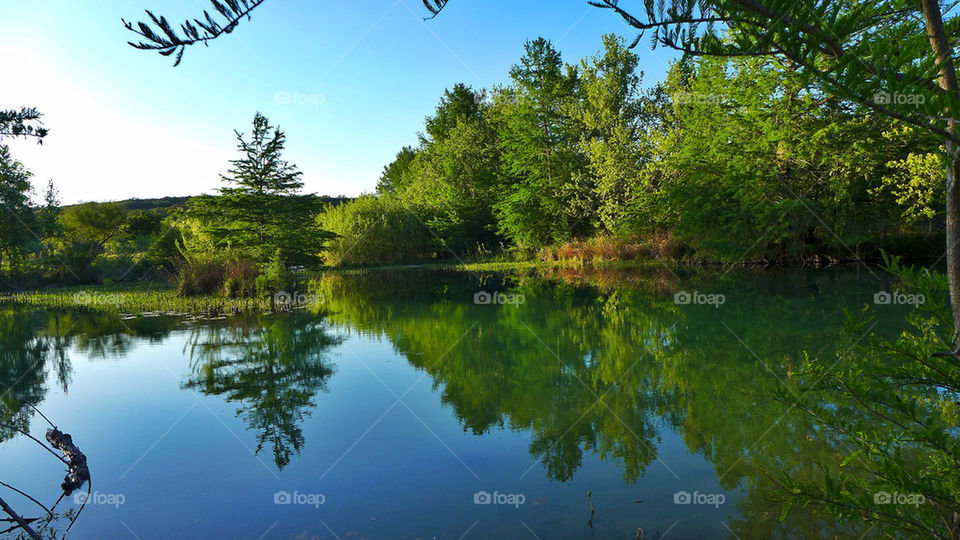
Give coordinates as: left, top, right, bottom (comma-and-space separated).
921, 0, 960, 340
947, 150, 960, 339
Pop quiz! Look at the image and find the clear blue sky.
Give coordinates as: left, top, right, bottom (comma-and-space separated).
0, 0, 678, 204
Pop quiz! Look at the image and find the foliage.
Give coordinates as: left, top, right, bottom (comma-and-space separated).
0, 145, 36, 274
769, 258, 960, 538
58, 202, 129, 250
124, 0, 268, 66
491, 38, 586, 247
367, 37, 941, 263
255, 249, 294, 298
0, 107, 48, 142
181, 113, 333, 269
317, 194, 434, 266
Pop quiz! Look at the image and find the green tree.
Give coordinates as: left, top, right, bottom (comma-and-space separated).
58, 202, 129, 251
491, 38, 586, 248
0, 145, 37, 273
376, 146, 417, 194
574, 34, 647, 234
185, 112, 331, 266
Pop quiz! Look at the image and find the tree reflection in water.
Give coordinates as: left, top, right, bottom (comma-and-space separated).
182, 312, 341, 469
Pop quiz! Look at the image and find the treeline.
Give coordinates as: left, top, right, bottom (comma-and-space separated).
0, 118, 347, 293
0, 35, 945, 294
321, 35, 943, 265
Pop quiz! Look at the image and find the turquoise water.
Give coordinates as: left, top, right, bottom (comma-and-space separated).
0, 267, 912, 538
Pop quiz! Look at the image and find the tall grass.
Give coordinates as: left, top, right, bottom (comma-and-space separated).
0, 283, 313, 316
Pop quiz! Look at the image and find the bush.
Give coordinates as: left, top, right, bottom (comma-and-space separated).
54, 241, 102, 283
223, 259, 260, 298
175, 260, 226, 296
255, 250, 294, 297
317, 195, 434, 266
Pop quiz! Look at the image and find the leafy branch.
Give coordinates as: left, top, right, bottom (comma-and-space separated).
0, 108, 48, 143
122, 0, 268, 66
422, 0, 452, 20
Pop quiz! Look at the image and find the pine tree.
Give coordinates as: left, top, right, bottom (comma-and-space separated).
186, 113, 330, 266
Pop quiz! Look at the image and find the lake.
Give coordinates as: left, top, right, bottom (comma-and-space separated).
0, 266, 912, 539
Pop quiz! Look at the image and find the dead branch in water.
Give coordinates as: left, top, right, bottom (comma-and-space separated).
0, 494, 41, 539
45, 428, 89, 495
1, 412, 91, 539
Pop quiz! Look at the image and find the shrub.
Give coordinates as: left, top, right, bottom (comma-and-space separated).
223, 259, 260, 298
175, 260, 226, 297
317, 195, 434, 266
255, 250, 294, 297
54, 241, 102, 283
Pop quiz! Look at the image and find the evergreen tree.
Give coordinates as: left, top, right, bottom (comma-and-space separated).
186, 113, 330, 266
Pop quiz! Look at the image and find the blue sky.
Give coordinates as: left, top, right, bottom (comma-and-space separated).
0, 0, 678, 204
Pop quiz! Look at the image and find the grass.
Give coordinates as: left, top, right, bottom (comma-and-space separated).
0, 282, 283, 316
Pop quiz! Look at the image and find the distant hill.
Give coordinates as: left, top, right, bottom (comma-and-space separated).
62, 195, 353, 212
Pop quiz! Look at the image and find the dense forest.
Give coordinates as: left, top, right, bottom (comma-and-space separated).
0, 36, 943, 296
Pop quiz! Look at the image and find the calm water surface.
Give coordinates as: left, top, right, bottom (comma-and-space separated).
0, 267, 910, 538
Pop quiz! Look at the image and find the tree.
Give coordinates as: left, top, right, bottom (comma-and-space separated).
491, 38, 586, 248
125, 0, 960, 340
58, 202, 129, 251
376, 146, 417, 194
574, 34, 647, 233
185, 112, 331, 266
388, 84, 501, 251
0, 146, 37, 273
577, 0, 960, 339
422, 83, 486, 143
37, 180, 62, 242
